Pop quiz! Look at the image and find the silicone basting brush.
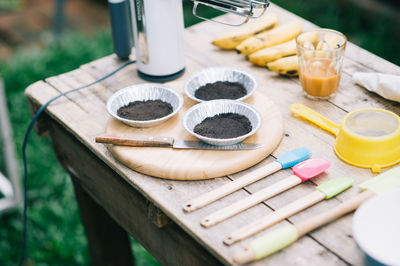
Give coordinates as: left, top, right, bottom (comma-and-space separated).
233, 167, 400, 264
200, 158, 330, 228
183, 147, 311, 213
224, 178, 353, 245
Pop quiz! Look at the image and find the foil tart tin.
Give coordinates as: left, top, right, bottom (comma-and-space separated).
183, 67, 257, 103
107, 83, 184, 128
183, 99, 262, 146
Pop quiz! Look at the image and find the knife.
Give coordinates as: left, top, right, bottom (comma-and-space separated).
95, 134, 263, 150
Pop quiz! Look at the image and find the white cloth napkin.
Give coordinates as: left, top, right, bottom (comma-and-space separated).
353, 72, 400, 103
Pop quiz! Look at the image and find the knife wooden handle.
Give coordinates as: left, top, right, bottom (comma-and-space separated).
224, 190, 325, 245
95, 134, 174, 147
200, 175, 301, 228
183, 161, 282, 213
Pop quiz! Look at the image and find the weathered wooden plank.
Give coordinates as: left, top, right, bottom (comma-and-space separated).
24, 81, 90, 133
71, 177, 135, 266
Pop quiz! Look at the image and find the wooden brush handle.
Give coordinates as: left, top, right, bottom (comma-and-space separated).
183, 161, 282, 213
224, 190, 325, 245
295, 190, 375, 237
201, 175, 301, 228
95, 134, 174, 147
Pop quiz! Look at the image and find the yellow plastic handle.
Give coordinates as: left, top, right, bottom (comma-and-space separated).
290, 104, 340, 136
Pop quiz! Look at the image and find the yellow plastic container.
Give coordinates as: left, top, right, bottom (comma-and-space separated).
290, 104, 400, 173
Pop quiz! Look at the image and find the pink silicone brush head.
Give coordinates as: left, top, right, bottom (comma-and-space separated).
293, 158, 330, 182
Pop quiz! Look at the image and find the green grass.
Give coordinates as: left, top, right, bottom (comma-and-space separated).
0, 1, 399, 265
0, 0, 22, 11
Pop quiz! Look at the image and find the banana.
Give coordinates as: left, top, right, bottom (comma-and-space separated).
248, 39, 296, 66
266, 55, 299, 77
249, 30, 320, 66
323, 32, 340, 48
212, 13, 279, 50
236, 20, 303, 55
297, 31, 319, 45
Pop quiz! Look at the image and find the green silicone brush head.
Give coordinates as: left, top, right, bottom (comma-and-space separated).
316, 178, 354, 199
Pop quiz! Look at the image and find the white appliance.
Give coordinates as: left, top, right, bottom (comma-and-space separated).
109, 0, 269, 82
130, 0, 186, 82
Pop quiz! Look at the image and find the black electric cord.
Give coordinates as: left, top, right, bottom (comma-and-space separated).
18, 59, 136, 266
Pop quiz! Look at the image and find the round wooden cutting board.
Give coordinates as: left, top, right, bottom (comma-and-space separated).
105, 81, 284, 180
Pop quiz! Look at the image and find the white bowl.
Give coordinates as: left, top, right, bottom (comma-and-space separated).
107, 83, 184, 128
352, 188, 400, 265
184, 67, 257, 103
183, 99, 262, 146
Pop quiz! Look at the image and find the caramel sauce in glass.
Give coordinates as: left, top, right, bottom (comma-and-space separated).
300, 58, 340, 98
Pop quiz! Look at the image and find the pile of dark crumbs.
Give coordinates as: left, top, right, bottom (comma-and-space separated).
117, 100, 173, 121
194, 113, 252, 139
194, 81, 247, 100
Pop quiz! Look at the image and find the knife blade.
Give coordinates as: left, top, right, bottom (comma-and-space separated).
95, 134, 263, 150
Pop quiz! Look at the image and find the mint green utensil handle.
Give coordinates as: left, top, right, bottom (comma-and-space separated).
233, 225, 298, 264
251, 224, 298, 259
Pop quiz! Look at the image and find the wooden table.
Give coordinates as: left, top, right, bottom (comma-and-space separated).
25, 4, 400, 266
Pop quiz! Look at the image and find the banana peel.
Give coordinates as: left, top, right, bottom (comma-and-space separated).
267, 55, 299, 77
248, 39, 296, 66
212, 13, 279, 50
236, 20, 303, 55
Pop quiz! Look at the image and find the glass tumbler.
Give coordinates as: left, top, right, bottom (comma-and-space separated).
296, 29, 347, 100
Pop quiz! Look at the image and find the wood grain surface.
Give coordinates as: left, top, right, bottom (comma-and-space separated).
104, 81, 284, 180
24, 3, 400, 266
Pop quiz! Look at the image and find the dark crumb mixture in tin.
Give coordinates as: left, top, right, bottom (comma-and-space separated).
194, 113, 252, 139
195, 81, 247, 101
117, 100, 173, 121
